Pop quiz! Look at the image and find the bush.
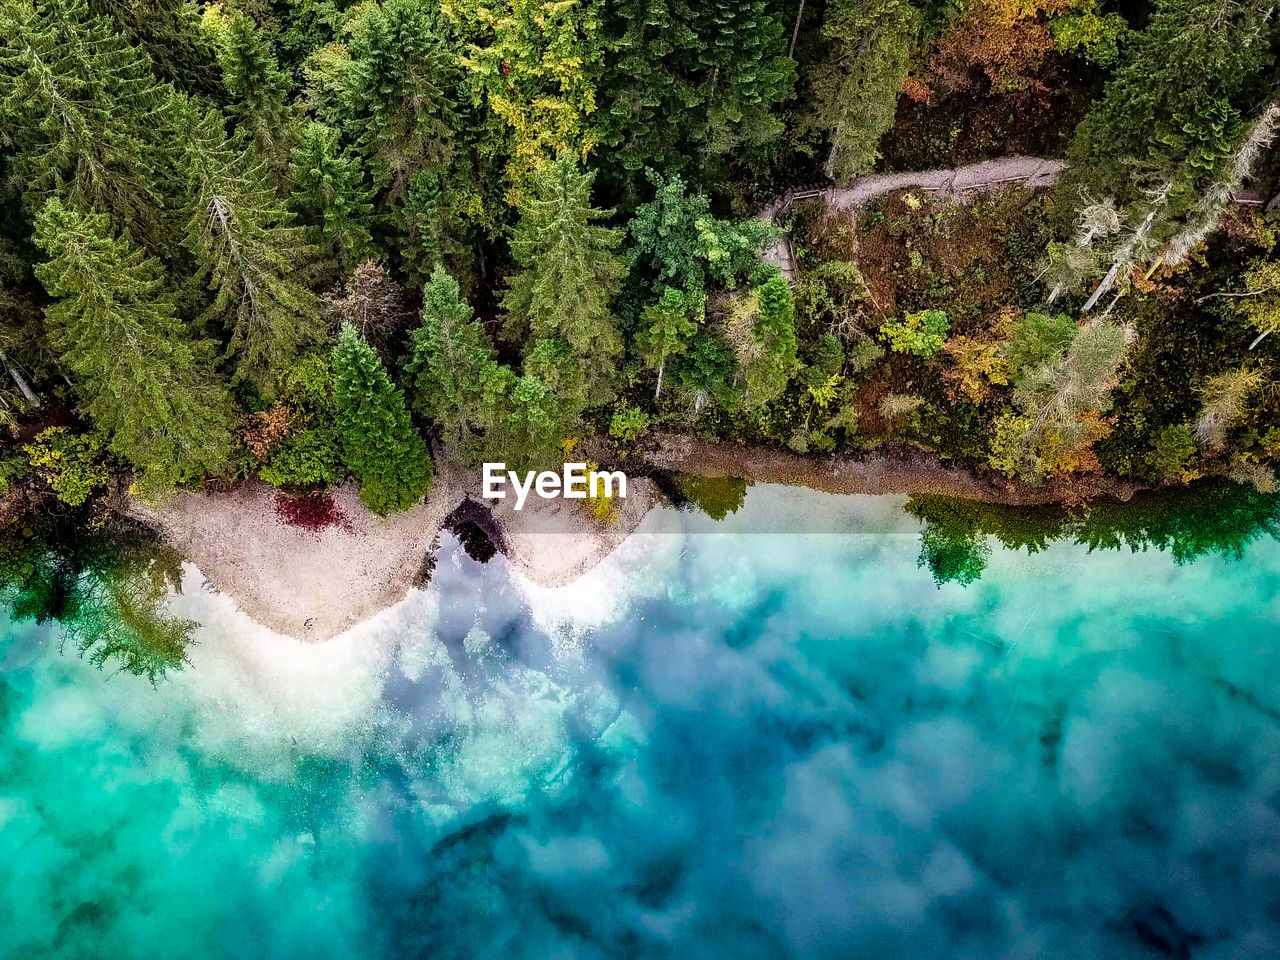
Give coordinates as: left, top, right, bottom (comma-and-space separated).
260, 427, 344, 488
609, 403, 650, 443
24, 427, 109, 506
1147, 424, 1196, 477
881, 309, 949, 357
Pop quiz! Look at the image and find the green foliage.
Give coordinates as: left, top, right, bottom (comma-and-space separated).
636, 286, 697, 398
205, 4, 294, 166
0, 0, 169, 241
289, 122, 376, 277
597, 0, 794, 175
609, 403, 650, 442
1063, 0, 1273, 214
333, 323, 433, 513
403, 266, 502, 460
1147, 423, 1196, 477
729, 274, 799, 410
24, 427, 109, 506
811, 0, 919, 183
260, 427, 344, 488
505, 154, 627, 405
1049, 5, 1127, 67
1008, 312, 1076, 380
176, 101, 322, 396
881, 310, 949, 358
33, 198, 236, 493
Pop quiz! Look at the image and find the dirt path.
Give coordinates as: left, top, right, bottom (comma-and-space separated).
761, 156, 1068, 281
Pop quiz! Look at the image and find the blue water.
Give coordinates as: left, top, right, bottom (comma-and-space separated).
2, 487, 1279, 959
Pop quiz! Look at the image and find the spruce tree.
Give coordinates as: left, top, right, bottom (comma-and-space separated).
1063, 0, 1274, 214
289, 122, 376, 278
32, 198, 235, 492
338, 0, 456, 196
0, 0, 169, 242
207, 5, 295, 168
88, 0, 223, 97
598, 0, 794, 177
176, 100, 321, 396
504, 154, 626, 404
333, 323, 433, 514
811, 0, 918, 184
403, 266, 499, 459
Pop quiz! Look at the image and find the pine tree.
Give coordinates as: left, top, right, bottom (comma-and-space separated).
0, 0, 169, 241
32, 198, 235, 492
811, 0, 918, 184
333, 323, 433, 513
725, 272, 798, 409
393, 168, 484, 291
635, 286, 697, 398
206, 5, 295, 168
338, 0, 456, 196
176, 100, 321, 396
289, 122, 376, 278
504, 153, 626, 404
403, 266, 500, 458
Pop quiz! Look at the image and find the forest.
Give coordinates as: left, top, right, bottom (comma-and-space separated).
1, 0, 1279, 522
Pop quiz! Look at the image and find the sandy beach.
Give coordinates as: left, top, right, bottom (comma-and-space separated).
125, 437, 1142, 641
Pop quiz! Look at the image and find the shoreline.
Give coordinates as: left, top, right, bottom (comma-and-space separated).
122, 437, 1147, 642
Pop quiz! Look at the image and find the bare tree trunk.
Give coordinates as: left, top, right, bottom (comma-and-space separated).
1250, 328, 1273, 350
655, 357, 665, 399
789, 0, 806, 59
0, 350, 39, 408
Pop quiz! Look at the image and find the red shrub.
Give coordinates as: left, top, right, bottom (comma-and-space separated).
274, 491, 348, 531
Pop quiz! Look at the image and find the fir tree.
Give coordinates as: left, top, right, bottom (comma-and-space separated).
176, 100, 321, 396
338, 0, 455, 196
0, 0, 169, 241
32, 198, 235, 492
598, 0, 794, 178
88, 0, 223, 97
504, 153, 626, 405
726, 272, 798, 409
403, 266, 500, 458
206, 4, 295, 168
333, 323, 433, 513
811, 0, 918, 184
289, 122, 376, 278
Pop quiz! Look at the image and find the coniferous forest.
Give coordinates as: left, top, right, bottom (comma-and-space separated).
1, 0, 1279, 518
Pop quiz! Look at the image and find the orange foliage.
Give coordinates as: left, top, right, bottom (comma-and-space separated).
928, 0, 1081, 93
243, 404, 291, 461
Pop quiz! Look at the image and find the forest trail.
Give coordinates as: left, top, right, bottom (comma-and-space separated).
761, 156, 1068, 281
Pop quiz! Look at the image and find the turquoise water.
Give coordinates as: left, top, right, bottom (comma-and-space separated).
2, 487, 1279, 959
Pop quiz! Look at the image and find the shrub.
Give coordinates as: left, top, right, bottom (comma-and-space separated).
274, 491, 348, 531
881, 309, 949, 357
1147, 424, 1196, 477
260, 427, 344, 488
24, 427, 109, 506
609, 403, 650, 443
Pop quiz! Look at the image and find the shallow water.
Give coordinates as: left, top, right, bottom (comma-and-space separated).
3, 487, 1280, 959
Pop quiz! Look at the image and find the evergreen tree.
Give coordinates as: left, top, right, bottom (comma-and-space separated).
205, 4, 295, 168
403, 266, 500, 458
176, 101, 321, 396
32, 198, 235, 492
338, 0, 456, 196
811, 0, 918, 184
504, 154, 626, 404
1064, 0, 1274, 214
726, 272, 798, 409
333, 323, 433, 513
289, 122, 376, 278
0, 0, 169, 241
456, 0, 606, 198
635, 286, 697, 398
393, 168, 484, 291
598, 0, 794, 177
88, 0, 223, 96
